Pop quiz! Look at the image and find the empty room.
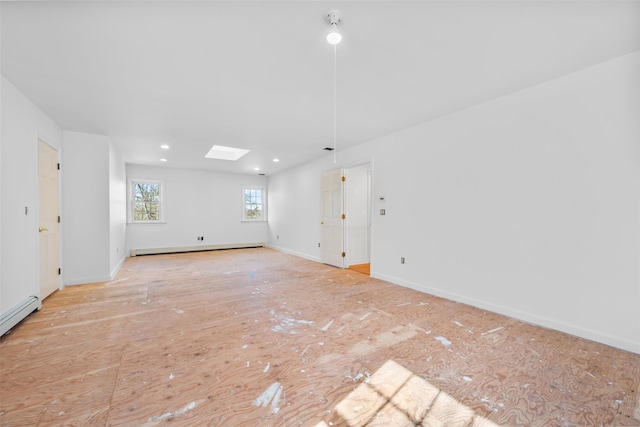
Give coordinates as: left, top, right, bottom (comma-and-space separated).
1, 1, 639, 426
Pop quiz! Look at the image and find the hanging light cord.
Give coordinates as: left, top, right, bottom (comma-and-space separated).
332, 43, 337, 164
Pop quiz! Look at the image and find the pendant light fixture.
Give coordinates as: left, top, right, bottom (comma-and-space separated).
326, 10, 342, 163
326, 10, 342, 45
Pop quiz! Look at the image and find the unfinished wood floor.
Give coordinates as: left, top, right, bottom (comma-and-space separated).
1, 248, 638, 426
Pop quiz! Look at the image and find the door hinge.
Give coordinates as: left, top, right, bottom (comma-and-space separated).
341, 176, 346, 182
341, 213, 346, 219
341, 252, 346, 257
58, 268, 61, 275
58, 215, 61, 223
57, 163, 60, 170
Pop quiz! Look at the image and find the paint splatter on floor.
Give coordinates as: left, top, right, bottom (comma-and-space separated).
252, 382, 284, 413
321, 319, 335, 331
435, 336, 452, 346
270, 309, 314, 334
147, 401, 198, 423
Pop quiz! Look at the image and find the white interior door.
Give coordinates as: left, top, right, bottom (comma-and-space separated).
321, 168, 345, 268
345, 163, 371, 267
38, 140, 60, 299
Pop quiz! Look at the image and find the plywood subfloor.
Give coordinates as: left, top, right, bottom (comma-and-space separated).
1, 248, 638, 426
348, 263, 370, 276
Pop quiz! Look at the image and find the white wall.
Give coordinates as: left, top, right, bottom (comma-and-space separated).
126, 165, 268, 252
109, 143, 127, 276
1, 75, 63, 313
269, 163, 326, 261
62, 131, 111, 284
268, 52, 640, 353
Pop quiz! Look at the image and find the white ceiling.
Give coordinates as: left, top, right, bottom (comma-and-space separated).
2, 1, 639, 175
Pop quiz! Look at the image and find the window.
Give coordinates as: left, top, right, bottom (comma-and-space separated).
243, 187, 266, 221
131, 180, 163, 223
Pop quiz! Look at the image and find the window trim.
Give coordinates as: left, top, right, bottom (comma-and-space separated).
242, 186, 267, 222
129, 179, 165, 224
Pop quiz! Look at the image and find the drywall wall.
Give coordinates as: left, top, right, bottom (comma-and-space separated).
267, 52, 640, 353
269, 161, 329, 261
126, 165, 268, 253
62, 131, 111, 284
1, 75, 62, 313
62, 131, 126, 285
109, 143, 127, 277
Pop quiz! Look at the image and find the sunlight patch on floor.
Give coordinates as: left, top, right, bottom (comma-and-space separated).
315, 360, 501, 427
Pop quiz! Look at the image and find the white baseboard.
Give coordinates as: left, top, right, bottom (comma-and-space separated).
65, 274, 113, 286
266, 244, 320, 263
110, 254, 126, 280
372, 272, 639, 355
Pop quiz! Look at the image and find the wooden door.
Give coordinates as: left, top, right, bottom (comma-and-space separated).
38, 140, 60, 299
320, 168, 344, 268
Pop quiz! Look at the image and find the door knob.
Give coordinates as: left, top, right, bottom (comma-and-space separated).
39, 227, 48, 232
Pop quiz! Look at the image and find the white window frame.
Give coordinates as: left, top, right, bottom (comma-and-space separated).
242, 186, 267, 222
129, 179, 165, 224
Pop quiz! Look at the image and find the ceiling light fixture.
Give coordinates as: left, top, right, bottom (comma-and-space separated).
326, 10, 342, 163
273, 158, 280, 163
326, 10, 342, 45
160, 158, 167, 162
160, 144, 170, 150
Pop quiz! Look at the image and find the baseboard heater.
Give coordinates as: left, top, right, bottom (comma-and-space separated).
1, 296, 39, 336
130, 242, 265, 257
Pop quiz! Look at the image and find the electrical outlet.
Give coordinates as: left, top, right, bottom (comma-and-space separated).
201, 236, 204, 241
318, 243, 321, 248
277, 235, 279, 240
401, 257, 405, 264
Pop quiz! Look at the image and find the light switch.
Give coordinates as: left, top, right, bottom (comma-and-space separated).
380, 209, 386, 215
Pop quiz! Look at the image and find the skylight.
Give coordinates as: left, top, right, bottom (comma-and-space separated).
205, 145, 250, 161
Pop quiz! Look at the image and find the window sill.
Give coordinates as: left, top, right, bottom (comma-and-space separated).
128, 221, 167, 225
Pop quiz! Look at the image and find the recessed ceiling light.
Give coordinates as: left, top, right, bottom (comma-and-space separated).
160, 158, 167, 162
254, 167, 260, 171
273, 158, 280, 163
205, 145, 250, 161
160, 144, 170, 149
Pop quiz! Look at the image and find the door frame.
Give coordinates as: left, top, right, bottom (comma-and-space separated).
320, 158, 374, 270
